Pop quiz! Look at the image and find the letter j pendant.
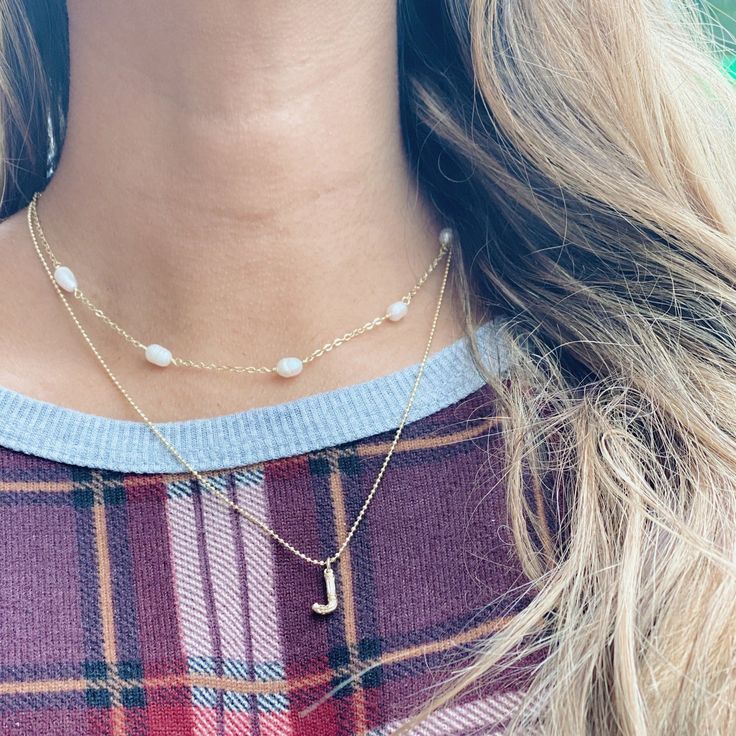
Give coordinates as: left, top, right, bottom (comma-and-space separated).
312, 562, 338, 615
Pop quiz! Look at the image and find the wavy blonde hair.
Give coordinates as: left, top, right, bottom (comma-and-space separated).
2, 0, 736, 733
398, 0, 736, 733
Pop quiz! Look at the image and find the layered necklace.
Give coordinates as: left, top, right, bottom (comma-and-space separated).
27, 191, 454, 615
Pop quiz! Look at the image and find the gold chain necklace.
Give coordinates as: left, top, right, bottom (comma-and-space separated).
27, 196, 453, 615
29, 192, 451, 378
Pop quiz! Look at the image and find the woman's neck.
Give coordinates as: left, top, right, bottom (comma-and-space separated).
40, 0, 450, 349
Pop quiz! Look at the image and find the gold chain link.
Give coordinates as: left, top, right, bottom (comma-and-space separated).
27, 193, 453, 568
30, 193, 448, 374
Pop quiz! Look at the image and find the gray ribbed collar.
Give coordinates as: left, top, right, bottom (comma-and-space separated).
0, 321, 508, 473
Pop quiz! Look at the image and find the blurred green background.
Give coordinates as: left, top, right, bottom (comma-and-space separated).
709, 0, 736, 75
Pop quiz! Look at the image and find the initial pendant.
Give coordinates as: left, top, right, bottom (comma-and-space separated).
312, 564, 338, 615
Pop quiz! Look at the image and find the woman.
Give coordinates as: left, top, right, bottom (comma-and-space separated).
0, 0, 734, 734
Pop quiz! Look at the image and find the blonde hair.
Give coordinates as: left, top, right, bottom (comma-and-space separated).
4, 0, 736, 733
399, 0, 736, 733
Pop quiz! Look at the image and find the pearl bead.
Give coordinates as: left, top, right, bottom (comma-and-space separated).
145, 343, 172, 367
386, 301, 409, 322
439, 227, 455, 247
53, 265, 78, 293
276, 357, 303, 378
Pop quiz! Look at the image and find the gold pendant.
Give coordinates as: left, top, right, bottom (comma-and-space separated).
312, 564, 338, 615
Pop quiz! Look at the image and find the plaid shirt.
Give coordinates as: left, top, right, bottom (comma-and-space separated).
0, 384, 542, 735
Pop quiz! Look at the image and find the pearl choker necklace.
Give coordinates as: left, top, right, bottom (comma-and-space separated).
28, 192, 453, 378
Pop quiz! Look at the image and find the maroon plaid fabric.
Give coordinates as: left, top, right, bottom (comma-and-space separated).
0, 384, 547, 735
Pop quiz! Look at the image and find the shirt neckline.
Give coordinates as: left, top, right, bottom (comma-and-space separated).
0, 320, 508, 473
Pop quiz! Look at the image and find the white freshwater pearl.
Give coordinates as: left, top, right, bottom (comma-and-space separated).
276, 357, 304, 378
53, 265, 78, 293
439, 227, 455, 247
145, 343, 173, 367
386, 301, 409, 322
